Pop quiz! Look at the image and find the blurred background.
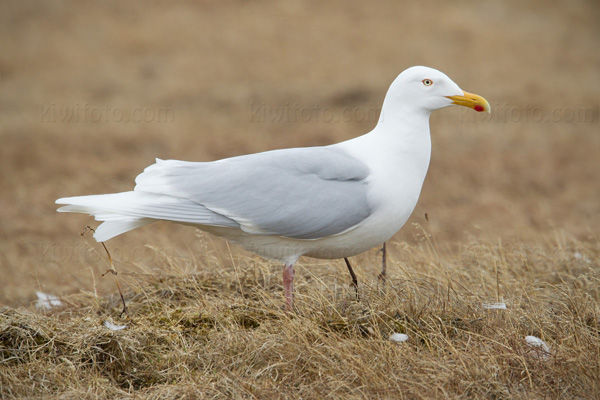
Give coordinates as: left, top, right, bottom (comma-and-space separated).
1, 0, 598, 307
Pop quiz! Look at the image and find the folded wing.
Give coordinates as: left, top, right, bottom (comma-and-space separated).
134, 146, 373, 239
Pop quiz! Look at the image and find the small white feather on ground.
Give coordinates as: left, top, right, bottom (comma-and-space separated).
103, 320, 128, 331
35, 291, 62, 310
525, 336, 550, 359
389, 333, 409, 343
482, 302, 507, 309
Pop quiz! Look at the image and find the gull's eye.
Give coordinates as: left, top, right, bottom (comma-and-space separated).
422, 79, 433, 86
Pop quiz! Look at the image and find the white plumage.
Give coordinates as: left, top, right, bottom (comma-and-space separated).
57, 66, 490, 307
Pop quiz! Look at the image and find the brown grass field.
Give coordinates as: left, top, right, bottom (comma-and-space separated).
1, 0, 599, 398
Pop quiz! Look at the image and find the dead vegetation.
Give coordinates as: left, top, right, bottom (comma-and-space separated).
2, 232, 598, 399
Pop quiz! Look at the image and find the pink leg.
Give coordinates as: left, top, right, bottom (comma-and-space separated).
283, 263, 295, 310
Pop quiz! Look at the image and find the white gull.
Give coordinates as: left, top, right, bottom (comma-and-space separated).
56, 66, 490, 308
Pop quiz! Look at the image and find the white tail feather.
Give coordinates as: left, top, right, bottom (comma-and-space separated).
93, 219, 154, 241
56, 191, 238, 242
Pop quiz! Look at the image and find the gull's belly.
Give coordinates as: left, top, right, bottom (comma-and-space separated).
303, 188, 420, 259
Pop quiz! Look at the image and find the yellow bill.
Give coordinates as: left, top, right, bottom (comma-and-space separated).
446, 91, 491, 113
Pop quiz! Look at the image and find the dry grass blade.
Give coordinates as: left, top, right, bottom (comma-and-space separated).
82, 226, 128, 317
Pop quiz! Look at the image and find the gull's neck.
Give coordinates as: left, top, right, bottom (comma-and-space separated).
343, 103, 432, 153
374, 105, 431, 138
337, 103, 433, 185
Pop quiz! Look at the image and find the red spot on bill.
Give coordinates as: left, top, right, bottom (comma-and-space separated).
474, 105, 485, 112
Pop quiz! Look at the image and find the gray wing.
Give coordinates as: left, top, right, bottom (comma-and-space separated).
134, 146, 373, 239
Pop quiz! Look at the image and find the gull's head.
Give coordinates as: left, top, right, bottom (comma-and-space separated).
383, 66, 491, 116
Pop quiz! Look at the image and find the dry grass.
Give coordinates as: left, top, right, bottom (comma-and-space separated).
1, 0, 599, 398
2, 230, 599, 399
